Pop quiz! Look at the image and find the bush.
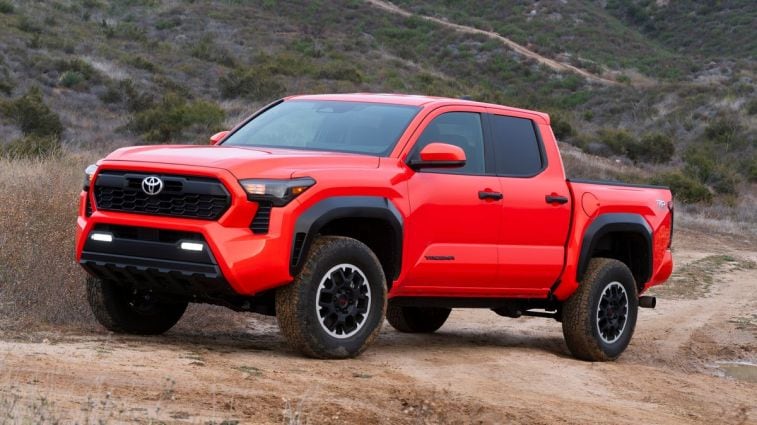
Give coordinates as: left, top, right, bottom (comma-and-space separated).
0, 87, 64, 140
747, 99, 757, 116
58, 70, 86, 88
0, 0, 14, 14
649, 171, 711, 204
627, 133, 675, 164
704, 116, 744, 151
0, 79, 12, 95
1, 135, 61, 158
54, 58, 100, 89
597, 128, 636, 156
190, 35, 236, 67
682, 145, 742, 196
218, 68, 285, 101
315, 62, 363, 83
130, 93, 225, 143
550, 113, 575, 140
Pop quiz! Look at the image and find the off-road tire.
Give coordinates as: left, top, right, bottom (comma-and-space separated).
275, 236, 387, 359
562, 258, 639, 361
386, 305, 451, 333
86, 276, 188, 335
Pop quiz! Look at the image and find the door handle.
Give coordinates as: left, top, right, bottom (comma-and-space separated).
479, 191, 503, 201
545, 195, 569, 204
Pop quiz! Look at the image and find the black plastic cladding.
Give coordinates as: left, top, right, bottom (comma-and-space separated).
577, 213, 653, 284
290, 196, 403, 278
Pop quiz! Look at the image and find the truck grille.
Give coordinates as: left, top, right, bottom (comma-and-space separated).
93, 171, 231, 220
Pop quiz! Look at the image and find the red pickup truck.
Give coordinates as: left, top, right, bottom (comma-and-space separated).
76, 93, 673, 360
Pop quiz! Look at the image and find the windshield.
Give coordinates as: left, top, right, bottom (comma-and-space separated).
222, 100, 420, 155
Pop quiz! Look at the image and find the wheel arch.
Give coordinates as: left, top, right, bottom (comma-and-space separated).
577, 213, 652, 289
291, 196, 403, 285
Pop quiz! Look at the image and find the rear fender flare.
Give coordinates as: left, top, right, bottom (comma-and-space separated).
576, 213, 652, 284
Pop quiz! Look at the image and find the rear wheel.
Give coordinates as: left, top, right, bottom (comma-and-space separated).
562, 258, 638, 361
275, 236, 387, 359
386, 305, 451, 333
86, 277, 187, 335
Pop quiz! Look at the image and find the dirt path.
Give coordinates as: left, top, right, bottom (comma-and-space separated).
365, 0, 630, 86
1, 228, 755, 424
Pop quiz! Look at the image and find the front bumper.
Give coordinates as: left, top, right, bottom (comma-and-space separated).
76, 162, 296, 297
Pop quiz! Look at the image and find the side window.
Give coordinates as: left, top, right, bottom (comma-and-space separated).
490, 115, 543, 176
411, 112, 485, 174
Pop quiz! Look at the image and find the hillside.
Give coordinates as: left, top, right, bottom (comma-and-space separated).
0, 0, 754, 207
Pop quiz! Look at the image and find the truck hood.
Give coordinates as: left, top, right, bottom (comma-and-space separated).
103, 145, 380, 178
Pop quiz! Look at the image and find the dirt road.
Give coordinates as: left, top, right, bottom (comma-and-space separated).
1, 228, 755, 424
365, 0, 632, 86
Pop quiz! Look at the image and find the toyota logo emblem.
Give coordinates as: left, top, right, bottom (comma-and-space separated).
141, 176, 164, 196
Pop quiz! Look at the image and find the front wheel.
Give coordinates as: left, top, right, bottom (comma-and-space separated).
561, 258, 639, 361
275, 236, 387, 359
86, 277, 187, 335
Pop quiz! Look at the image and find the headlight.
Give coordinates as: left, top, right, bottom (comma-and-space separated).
83, 164, 98, 191
239, 177, 315, 206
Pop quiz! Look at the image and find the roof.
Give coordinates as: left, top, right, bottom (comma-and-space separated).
286, 93, 550, 123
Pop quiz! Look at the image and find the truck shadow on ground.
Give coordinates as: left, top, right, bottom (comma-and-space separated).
108, 326, 570, 359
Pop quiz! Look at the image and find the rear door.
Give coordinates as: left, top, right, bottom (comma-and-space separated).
400, 106, 502, 295
486, 111, 571, 294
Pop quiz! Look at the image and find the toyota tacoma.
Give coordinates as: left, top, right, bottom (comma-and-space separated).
76, 93, 674, 360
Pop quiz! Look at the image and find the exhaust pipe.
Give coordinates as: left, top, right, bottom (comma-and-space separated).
639, 296, 656, 309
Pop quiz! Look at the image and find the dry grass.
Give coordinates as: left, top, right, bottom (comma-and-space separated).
0, 153, 97, 328
0, 153, 248, 332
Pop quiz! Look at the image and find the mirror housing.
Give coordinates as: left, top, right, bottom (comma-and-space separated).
409, 142, 466, 169
209, 130, 230, 145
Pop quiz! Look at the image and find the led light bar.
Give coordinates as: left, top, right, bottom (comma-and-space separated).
180, 242, 204, 252
90, 232, 113, 243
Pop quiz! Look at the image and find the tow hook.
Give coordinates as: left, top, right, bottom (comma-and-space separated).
639, 296, 656, 309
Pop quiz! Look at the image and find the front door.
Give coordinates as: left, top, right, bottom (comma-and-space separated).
400, 108, 503, 296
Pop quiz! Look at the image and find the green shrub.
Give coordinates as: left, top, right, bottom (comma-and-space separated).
747, 99, 757, 116
746, 156, 757, 182
683, 146, 716, 183
127, 55, 157, 71
627, 133, 675, 164
1, 87, 63, 140
218, 68, 285, 101
190, 35, 236, 67
1, 135, 61, 158
597, 128, 636, 156
54, 58, 100, 89
58, 70, 86, 88
17, 16, 42, 33
649, 171, 711, 204
315, 62, 363, 83
0, 1, 14, 14
682, 146, 742, 195
704, 116, 744, 150
130, 93, 225, 143
0, 79, 12, 95
549, 113, 575, 140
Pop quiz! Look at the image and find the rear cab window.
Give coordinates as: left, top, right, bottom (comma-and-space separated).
488, 114, 545, 177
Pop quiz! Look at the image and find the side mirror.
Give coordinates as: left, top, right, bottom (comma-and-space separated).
209, 130, 230, 145
410, 142, 466, 169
